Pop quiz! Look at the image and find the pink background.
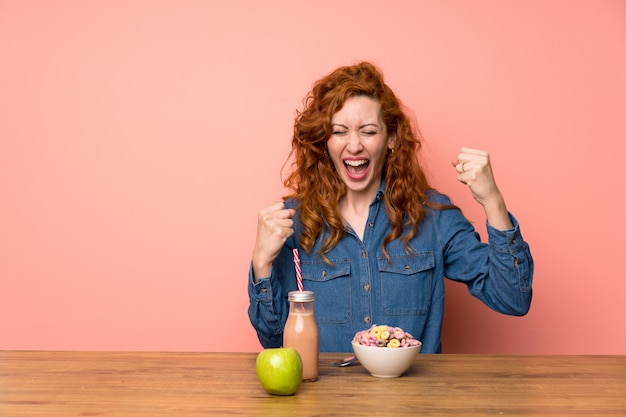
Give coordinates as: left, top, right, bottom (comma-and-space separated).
1, 0, 625, 354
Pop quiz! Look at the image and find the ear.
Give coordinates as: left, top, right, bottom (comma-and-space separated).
387, 134, 397, 151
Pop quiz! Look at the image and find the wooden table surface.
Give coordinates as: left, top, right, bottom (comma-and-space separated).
1, 351, 625, 416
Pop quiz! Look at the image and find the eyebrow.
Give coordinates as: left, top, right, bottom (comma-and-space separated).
332, 123, 380, 129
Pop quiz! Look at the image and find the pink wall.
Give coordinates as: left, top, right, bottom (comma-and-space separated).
1, 0, 625, 354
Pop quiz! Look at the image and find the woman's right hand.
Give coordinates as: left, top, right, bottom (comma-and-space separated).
251, 201, 296, 281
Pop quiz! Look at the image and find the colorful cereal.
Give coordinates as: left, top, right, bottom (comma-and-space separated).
353, 325, 420, 348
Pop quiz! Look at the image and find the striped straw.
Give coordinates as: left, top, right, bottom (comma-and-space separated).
293, 248, 303, 292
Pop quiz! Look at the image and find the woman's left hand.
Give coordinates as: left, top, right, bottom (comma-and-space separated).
452, 147, 500, 205
452, 147, 513, 230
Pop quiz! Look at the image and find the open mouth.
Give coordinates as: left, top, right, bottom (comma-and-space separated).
344, 159, 370, 179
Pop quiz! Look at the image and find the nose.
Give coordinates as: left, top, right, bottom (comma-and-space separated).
346, 132, 363, 153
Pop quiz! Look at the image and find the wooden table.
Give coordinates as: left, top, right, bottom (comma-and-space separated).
1, 351, 624, 416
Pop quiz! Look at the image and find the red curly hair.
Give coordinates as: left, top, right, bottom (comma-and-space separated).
284, 61, 442, 261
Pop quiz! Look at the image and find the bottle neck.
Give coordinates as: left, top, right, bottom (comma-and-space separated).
289, 301, 314, 313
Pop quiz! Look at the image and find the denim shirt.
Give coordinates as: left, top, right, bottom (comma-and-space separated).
248, 187, 533, 353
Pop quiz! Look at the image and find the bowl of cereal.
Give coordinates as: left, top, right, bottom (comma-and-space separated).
351, 325, 422, 378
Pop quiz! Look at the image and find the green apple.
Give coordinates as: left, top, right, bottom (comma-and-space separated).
255, 347, 303, 395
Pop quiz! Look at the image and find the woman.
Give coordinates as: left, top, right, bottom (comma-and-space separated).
248, 61, 533, 353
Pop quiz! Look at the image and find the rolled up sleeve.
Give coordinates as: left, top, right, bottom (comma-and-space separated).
247, 263, 285, 348
482, 215, 533, 314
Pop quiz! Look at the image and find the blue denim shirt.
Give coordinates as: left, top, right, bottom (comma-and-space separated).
248, 187, 533, 353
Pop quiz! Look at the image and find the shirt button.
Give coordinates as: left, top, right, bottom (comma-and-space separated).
368, 222, 374, 228
364, 316, 371, 324
361, 251, 367, 258
364, 284, 370, 292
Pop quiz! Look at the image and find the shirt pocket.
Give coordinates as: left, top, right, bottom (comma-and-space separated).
301, 259, 352, 324
377, 252, 434, 316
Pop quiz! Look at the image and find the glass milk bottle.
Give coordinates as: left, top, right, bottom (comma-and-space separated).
283, 290, 319, 381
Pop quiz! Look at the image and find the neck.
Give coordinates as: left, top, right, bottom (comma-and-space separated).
340, 184, 379, 212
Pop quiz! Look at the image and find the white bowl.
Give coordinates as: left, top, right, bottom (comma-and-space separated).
351, 340, 422, 378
